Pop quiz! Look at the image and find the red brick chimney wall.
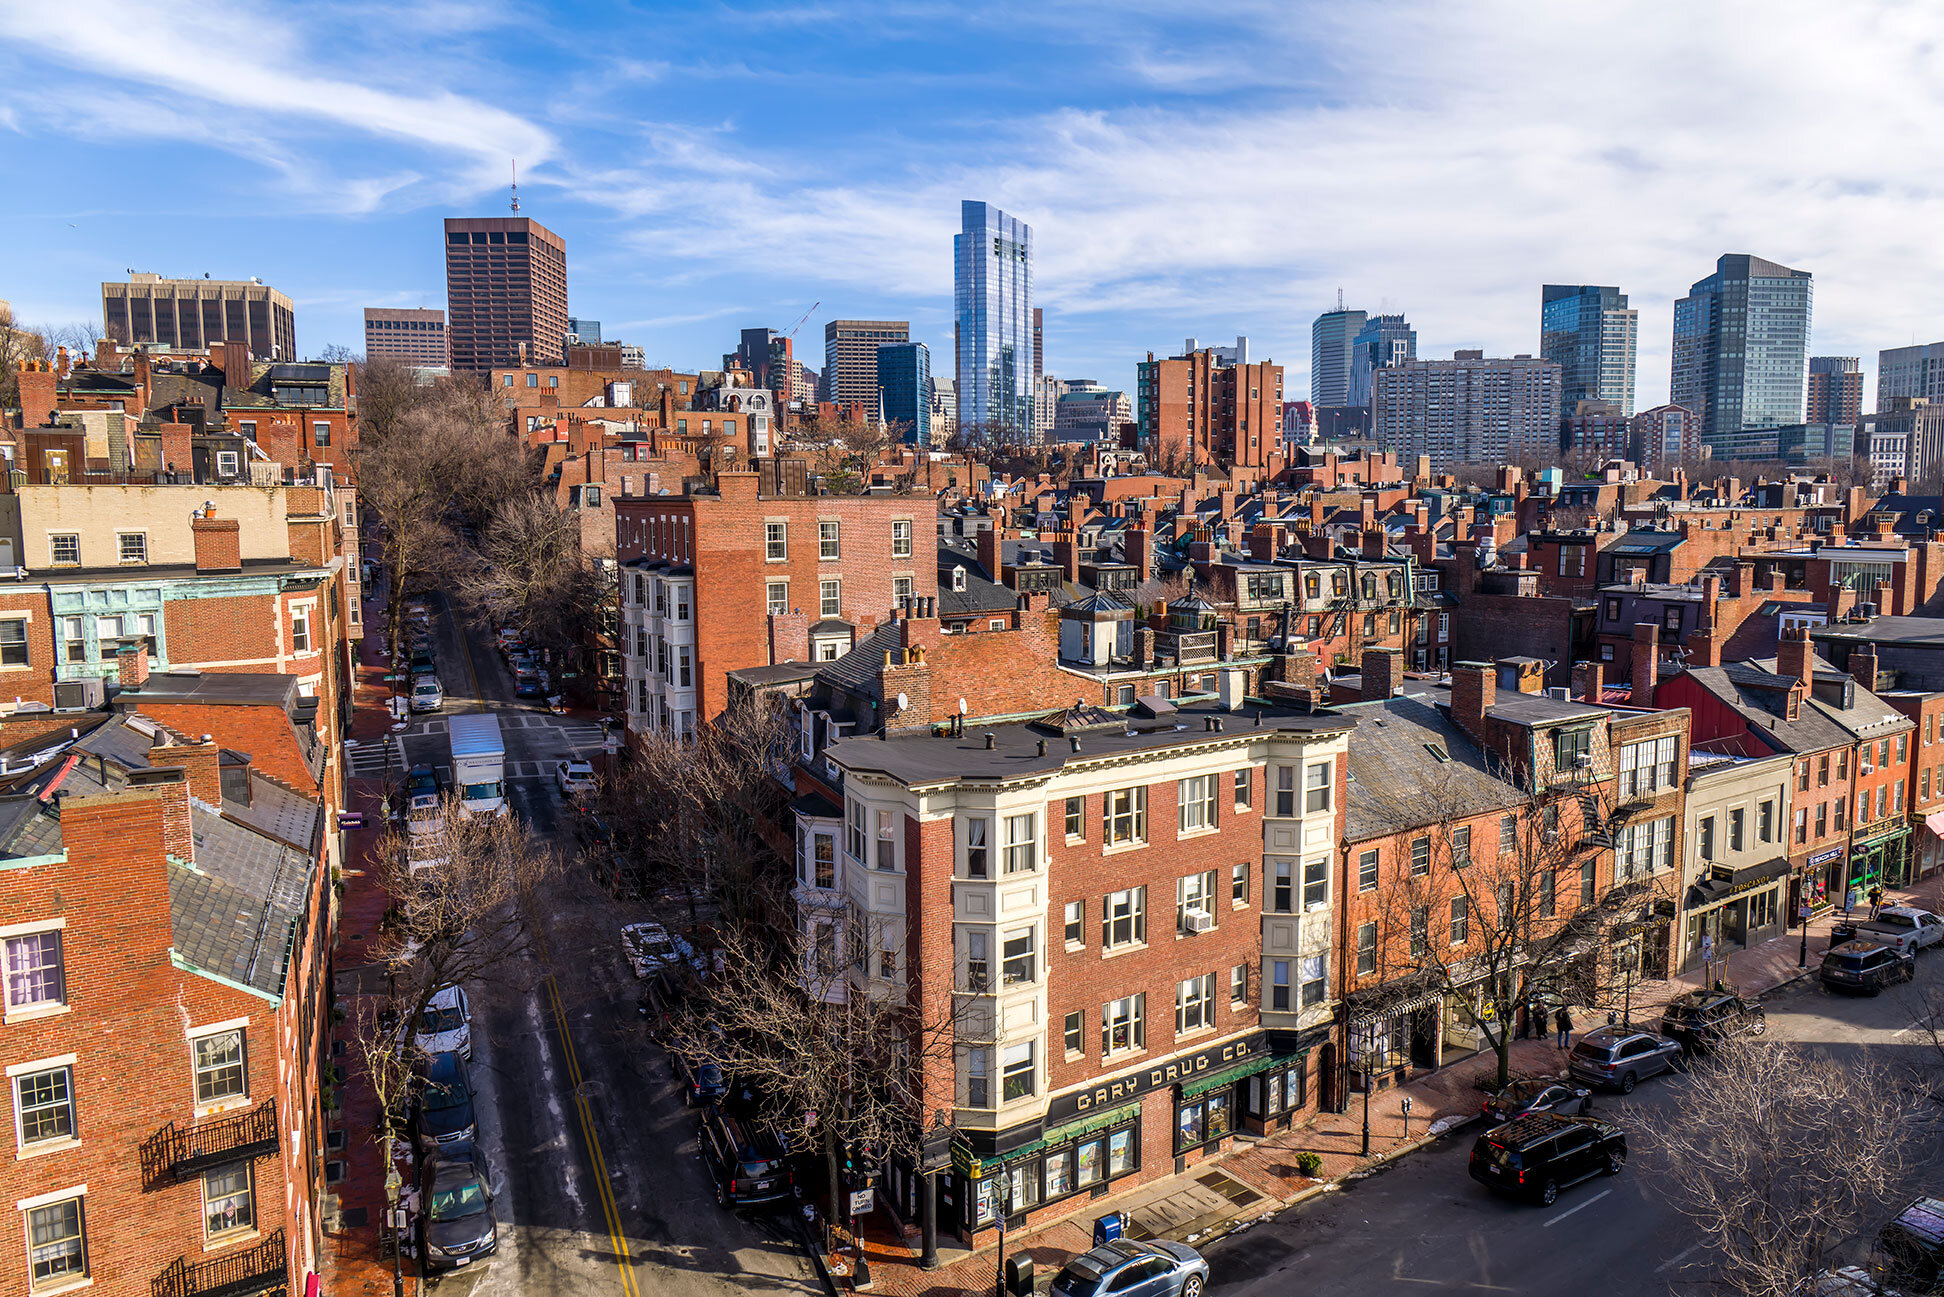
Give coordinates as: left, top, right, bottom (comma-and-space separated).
1360, 647, 1401, 700
1362, 526, 1387, 559
900, 599, 943, 654
191, 516, 242, 573
1450, 662, 1496, 744
1572, 660, 1604, 703
1849, 645, 1881, 692
165, 738, 225, 807
159, 420, 194, 476
1050, 531, 1079, 583
220, 339, 251, 384
17, 362, 57, 426
768, 611, 809, 663
117, 644, 149, 691
1631, 622, 1661, 706
977, 524, 1001, 582
1776, 625, 1814, 683
1129, 519, 1153, 585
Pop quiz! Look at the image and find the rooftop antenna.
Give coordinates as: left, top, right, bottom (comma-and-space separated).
1336, 287, 1345, 312
510, 159, 521, 214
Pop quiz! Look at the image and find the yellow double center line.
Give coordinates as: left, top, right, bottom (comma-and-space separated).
545, 971, 641, 1296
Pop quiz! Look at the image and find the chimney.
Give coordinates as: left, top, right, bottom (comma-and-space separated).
1572, 660, 1604, 703
191, 514, 242, 573
899, 598, 942, 654
55, 346, 70, 379
1050, 529, 1079, 583
116, 644, 149, 691
1129, 518, 1154, 585
1631, 622, 1660, 706
1730, 561, 1754, 598
1450, 662, 1496, 744
977, 523, 1001, 581
1361, 526, 1388, 559
1776, 625, 1814, 684
1849, 644, 1881, 692
1360, 647, 1401, 700
220, 339, 251, 385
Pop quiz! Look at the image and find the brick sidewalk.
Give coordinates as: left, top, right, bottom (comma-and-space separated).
856, 869, 1944, 1297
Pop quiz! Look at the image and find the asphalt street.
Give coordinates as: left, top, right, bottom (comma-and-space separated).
1205, 961, 1944, 1297
394, 600, 817, 1297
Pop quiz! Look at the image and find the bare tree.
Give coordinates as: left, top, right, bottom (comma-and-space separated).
455, 491, 612, 665
344, 999, 421, 1218
1361, 771, 1662, 1089
316, 343, 361, 364
41, 320, 105, 360
1647, 1039, 1923, 1297
372, 795, 566, 1033
352, 357, 429, 445
0, 305, 52, 408
668, 907, 961, 1242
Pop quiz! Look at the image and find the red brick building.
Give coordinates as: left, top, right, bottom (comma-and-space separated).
0, 703, 331, 1296
615, 470, 939, 731
1136, 350, 1284, 471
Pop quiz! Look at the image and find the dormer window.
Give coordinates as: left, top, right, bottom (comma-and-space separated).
952, 567, 967, 593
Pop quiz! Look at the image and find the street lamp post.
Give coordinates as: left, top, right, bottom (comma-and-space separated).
383, 1151, 405, 1297
1799, 896, 1811, 969
1356, 1020, 1376, 1157
993, 1174, 1013, 1297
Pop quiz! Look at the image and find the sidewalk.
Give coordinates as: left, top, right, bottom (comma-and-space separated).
857, 869, 1944, 1297
318, 585, 424, 1296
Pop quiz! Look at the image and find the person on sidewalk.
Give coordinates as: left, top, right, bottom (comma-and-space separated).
1869, 884, 1884, 918
1554, 1005, 1573, 1050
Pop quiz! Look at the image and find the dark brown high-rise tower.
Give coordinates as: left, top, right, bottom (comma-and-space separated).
443, 216, 568, 373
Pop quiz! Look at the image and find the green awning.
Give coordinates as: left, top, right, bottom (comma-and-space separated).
1042, 1104, 1141, 1149
1182, 1050, 1289, 1099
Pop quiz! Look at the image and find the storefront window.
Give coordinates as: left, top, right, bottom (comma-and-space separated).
1077, 1138, 1105, 1187
1045, 1149, 1074, 1198
1176, 1091, 1235, 1151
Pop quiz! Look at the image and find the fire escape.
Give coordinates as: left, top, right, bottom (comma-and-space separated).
139, 1099, 288, 1297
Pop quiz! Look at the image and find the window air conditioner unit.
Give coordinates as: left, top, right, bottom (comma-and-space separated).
52, 677, 105, 713
1185, 911, 1215, 934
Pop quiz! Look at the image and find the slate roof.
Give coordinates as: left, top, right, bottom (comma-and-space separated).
1342, 694, 1525, 840
169, 801, 312, 999
224, 774, 322, 852
1678, 656, 1910, 753
815, 620, 903, 696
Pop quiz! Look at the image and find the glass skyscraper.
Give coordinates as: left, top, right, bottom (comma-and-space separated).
1540, 285, 1637, 416
1310, 307, 1367, 407
1347, 314, 1416, 408
954, 201, 1033, 437
877, 341, 932, 447
1671, 254, 1812, 449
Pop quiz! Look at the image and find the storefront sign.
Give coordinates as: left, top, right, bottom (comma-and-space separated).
1808, 847, 1843, 868
1047, 1032, 1265, 1124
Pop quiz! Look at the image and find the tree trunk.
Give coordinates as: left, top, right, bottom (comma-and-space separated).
823, 1122, 843, 1255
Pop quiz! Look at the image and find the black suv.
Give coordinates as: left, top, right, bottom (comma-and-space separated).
1468, 1113, 1626, 1205
1821, 940, 1915, 995
699, 1107, 793, 1207
1875, 1196, 1944, 1290
1659, 988, 1766, 1054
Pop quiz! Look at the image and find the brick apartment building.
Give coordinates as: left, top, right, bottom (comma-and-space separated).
1136, 349, 1284, 470
615, 469, 939, 731
806, 695, 1351, 1246
0, 695, 331, 1296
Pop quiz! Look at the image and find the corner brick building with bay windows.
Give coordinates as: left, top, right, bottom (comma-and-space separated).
805, 695, 1350, 1246
615, 470, 937, 734
0, 693, 332, 1297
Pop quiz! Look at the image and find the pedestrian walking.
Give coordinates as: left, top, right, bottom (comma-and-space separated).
1554, 1005, 1573, 1050
1869, 884, 1884, 918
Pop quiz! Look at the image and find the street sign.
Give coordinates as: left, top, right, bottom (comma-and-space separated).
1799, 902, 1811, 921
848, 1189, 874, 1216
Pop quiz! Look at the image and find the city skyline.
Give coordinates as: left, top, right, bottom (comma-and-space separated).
2, 4, 1941, 412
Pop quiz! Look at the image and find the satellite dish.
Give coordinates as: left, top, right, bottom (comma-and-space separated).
897, 692, 909, 710
958, 698, 969, 714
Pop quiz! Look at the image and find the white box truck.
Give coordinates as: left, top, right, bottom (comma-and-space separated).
448, 713, 507, 818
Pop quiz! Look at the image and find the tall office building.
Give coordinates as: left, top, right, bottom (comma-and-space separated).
363, 307, 448, 368
1310, 307, 1367, 407
1371, 351, 1562, 471
1806, 356, 1863, 427
727, 326, 798, 416
823, 320, 909, 412
1033, 374, 1070, 443
930, 375, 958, 444
1878, 342, 1944, 409
443, 216, 569, 373
103, 273, 295, 359
1347, 315, 1416, 409
954, 200, 1034, 436
1540, 285, 1637, 416
1671, 253, 1812, 449
1032, 307, 1044, 392
877, 342, 932, 446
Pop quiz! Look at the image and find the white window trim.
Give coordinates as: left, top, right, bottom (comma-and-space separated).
16, 1182, 87, 1213
114, 532, 147, 565
187, 1021, 250, 1117
46, 534, 80, 567
18, 1184, 91, 1296
2, 923, 68, 1025
10, 1055, 79, 1158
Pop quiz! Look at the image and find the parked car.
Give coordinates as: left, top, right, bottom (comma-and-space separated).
1050, 1240, 1210, 1297
699, 1107, 794, 1207
1832, 907, 1944, 956
410, 648, 437, 677
414, 1051, 478, 1152
1568, 1027, 1685, 1092
419, 1149, 498, 1272
1875, 1196, 1944, 1290
514, 670, 548, 699
676, 1054, 730, 1107
1481, 1078, 1591, 1124
1822, 940, 1916, 995
621, 922, 702, 978
1468, 1113, 1627, 1205
556, 759, 596, 799
494, 628, 524, 654
412, 984, 473, 1060
1659, 987, 1766, 1054
1801, 1267, 1902, 1296
411, 677, 445, 713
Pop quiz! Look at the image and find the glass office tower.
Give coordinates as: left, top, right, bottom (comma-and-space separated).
878, 342, 933, 447
1671, 254, 1812, 449
1540, 285, 1637, 416
1347, 314, 1417, 409
1310, 308, 1367, 407
954, 201, 1033, 437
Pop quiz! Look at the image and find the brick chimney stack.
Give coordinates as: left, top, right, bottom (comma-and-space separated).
1849, 644, 1881, 692
1128, 518, 1153, 585
191, 512, 242, 573
1450, 661, 1496, 745
116, 644, 149, 691
1776, 625, 1815, 684
1360, 647, 1402, 700
977, 523, 1001, 582
1631, 622, 1660, 706
1572, 660, 1604, 703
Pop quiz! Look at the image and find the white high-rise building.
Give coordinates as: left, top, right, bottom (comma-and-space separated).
1372, 351, 1563, 471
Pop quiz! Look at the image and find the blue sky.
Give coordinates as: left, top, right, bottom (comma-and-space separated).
4, 1, 1943, 408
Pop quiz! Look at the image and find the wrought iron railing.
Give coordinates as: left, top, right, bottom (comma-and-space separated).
152, 1229, 287, 1297
139, 1099, 278, 1190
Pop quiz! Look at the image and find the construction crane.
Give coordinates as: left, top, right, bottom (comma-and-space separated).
784, 301, 820, 340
